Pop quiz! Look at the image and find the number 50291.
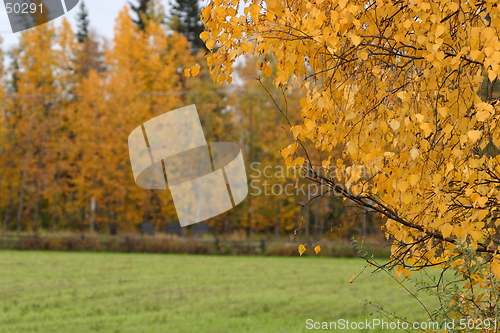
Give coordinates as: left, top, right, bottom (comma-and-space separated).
1, 0, 79, 33
5, 2, 42, 13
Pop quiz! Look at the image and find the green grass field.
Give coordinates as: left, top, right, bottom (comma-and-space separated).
0, 251, 439, 332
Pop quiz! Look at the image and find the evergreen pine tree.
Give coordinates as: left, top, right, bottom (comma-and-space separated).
129, 0, 151, 31
9, 49, 20, 92
0, 36, 3, 77
76, 1, 89, 43
170, 0, 205, 53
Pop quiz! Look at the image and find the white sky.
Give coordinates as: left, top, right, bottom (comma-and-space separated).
0, 0, 155, 51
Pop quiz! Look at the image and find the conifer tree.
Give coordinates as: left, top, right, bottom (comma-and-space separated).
75, 2, 104, 78
129, 0, 151, 31
170, 0, 205, 53
76, 1, 89, 43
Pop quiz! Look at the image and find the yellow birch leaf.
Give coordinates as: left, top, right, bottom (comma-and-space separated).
241, 42, 254, 53
446, 162, 454, 173
475, 196, 488, 208
248, 3, 260, 22
191, 64, 201, 77
482, 27, 495, 40
442, 223, 453, 238
291, 126, 302, 139
184, 68, 191, 78
410, 148, 420, 159
359, 50, 369, 60
415, 114, 425, 123
351, 35, 362, 46
469, 50, 482, 61
351, 184, 363, 196
488, 70, 497, 82
263, 64, 273, 77
206, 38, 216, 50
397, 181, 410, 193
420, 122, 433, 136
435, 25, 446, 37
476, 110, 490, 122
443, 124, 453, 134
438, 107, 449, 117
200, 31, 210, 42
298, 244, 306, 256
389, 119, 400, 131
397, 91, 407, 101
295, 157, 305, 166
491, 257, 500, 279
467, 130, 482, 143
314, 245, 321, 255
281, 142, 298, 159
409, 174, 420, 186
397, 268, 412, 278
345, 111, 357, 120
304, 119, 315, 132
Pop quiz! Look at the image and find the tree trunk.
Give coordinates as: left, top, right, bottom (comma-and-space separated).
16, 110, 35, 232
32, 179, 40, 234
304, 206, 310, 238
361, 209, 367, 238
274, 200, 281, 239
3, 197, 13, 232
313, 200, 320, 239
319, 198, 327, 237
90, 196, 96, 233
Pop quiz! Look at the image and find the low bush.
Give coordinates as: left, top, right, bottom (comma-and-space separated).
0, 234, 390, 258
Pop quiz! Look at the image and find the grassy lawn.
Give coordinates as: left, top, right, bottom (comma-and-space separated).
0, 251, 439, 333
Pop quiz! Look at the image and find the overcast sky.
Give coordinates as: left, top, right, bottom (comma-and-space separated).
0, 0, 156, 51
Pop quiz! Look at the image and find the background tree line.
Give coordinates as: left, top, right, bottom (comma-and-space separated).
0, 0, 382, 239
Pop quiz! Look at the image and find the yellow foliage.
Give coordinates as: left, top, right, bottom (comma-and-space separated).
191, 64, 201, 77
298, 244, 306, 256
201, 0, 500, 295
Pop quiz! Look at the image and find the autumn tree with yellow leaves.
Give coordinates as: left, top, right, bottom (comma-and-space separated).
1, 4, 316, 237
68, 8, 191, 231
0, 8, 194, 233
201, 0, 500, 325
3, 21, 74, 232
